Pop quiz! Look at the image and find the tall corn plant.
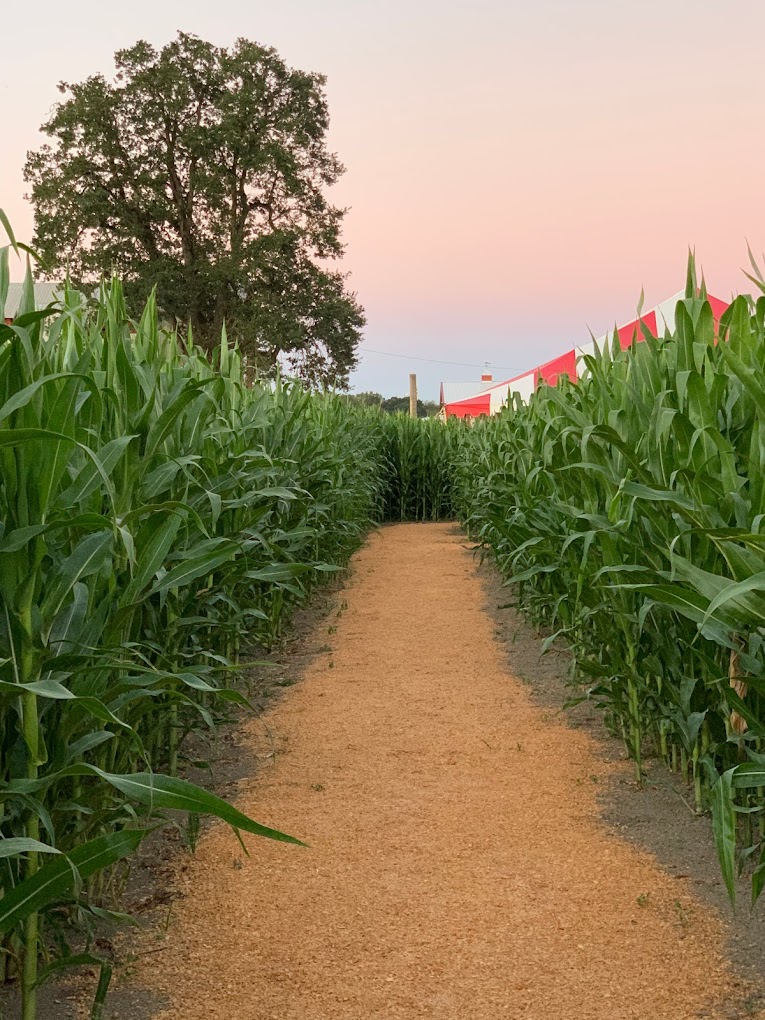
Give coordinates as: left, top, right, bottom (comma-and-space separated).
453, 257, 765, 907
382, 414, 460, 521
0, 218, 389, 1018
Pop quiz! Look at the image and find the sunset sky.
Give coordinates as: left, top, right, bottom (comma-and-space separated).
4, 0, 765, 399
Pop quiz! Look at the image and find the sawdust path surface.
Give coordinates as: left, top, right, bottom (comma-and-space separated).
140, 523, 736, 1020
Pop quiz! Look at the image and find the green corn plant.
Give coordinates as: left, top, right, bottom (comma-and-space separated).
381, 414, 460, 521
0, 214, 395, 1018
452, 255, 765, 906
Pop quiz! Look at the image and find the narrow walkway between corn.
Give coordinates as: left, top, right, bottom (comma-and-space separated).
140, 523, 735, 1020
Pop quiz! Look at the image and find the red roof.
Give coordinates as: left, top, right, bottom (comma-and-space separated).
444, 292, 729, 418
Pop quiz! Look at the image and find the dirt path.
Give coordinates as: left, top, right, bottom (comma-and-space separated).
135, 523, 740, 1020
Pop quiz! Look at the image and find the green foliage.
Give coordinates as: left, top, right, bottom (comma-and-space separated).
381, 415, 460, 521
24, 32, 364, 387
381, 396, 410, 415
419, 400, 440, 418
452, 261, 765, 907
380, 396, 437, 417
344, 391, 384, 409
0, 235, 387, 1014
343, 393, 440, 417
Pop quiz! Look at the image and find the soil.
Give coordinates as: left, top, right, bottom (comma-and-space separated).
7, 523, 765, 1018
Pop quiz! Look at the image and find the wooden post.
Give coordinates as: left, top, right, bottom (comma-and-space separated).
409, 373, 418, 419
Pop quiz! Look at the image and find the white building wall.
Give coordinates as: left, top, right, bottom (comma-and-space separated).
654, 291, 683, 335
507, 371, 536, 404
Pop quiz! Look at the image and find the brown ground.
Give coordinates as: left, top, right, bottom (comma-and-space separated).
125, 523, 744, 1019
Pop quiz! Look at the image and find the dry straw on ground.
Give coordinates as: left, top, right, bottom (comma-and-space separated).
135, 523, 739, 1020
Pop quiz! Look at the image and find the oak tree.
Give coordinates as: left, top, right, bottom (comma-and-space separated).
25, 32, 364, 386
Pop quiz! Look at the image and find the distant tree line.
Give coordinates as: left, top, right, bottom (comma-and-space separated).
345, 391, 440, 417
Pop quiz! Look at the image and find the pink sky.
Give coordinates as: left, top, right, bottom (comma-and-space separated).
4, 0, 765, 398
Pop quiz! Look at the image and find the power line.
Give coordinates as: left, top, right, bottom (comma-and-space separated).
360, 347, 522, 373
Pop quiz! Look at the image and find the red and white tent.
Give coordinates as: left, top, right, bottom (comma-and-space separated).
443, 292, 730, 419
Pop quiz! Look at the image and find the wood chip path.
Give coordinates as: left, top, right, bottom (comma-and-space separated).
138, 523, 738, 1019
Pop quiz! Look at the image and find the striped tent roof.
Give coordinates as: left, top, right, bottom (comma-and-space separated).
444, 291, 730, 419
439, 380, 490, 404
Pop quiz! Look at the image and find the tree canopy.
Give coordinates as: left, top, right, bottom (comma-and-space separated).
381, 396, 439, 417
343, 393, 439, 417
25, 32, 364, 386
346, 391, 384, 408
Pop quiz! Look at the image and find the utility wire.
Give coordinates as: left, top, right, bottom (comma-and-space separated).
360, 346, 522, 373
